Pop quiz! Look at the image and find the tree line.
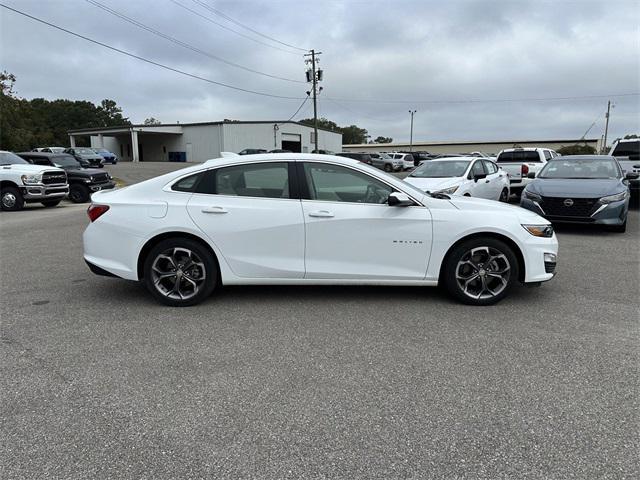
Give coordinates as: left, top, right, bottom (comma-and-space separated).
299, 117, 392, 145
0, 71, 130, 151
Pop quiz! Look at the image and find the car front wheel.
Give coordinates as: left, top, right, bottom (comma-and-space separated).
1, 186, 24, 211
69, 184, 90, 203
443, 238, 519, 305
143, 238, 217, 307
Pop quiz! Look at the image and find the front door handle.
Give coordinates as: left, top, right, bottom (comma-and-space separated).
308, 210, 334, 218
202, 206, 228, 214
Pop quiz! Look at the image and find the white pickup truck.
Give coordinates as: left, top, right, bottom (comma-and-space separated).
1, 150, 69, 211
609, 138, 640, 196
495, 147, 559, 197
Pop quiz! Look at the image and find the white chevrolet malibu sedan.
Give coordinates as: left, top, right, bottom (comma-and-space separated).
83, 153, 558, 307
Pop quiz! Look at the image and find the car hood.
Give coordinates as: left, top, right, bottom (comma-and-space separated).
66, 167, 105, 176
528, 178, 624, 197
447, 195, 548, 224
0, 164, 64, 174
404, 176, 462, 192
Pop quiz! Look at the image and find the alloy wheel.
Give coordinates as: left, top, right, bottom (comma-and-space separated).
2, 192, 16, 208
455, 246, 511, 300
150, 247, 206, 300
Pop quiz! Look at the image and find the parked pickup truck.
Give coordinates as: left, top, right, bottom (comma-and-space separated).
1, 150, 68, 211
609, 138, 640, 195
18, 152, 116, 203
495, 147, 559, 197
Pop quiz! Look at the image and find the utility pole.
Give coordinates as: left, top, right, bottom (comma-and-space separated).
408, 110, 417, 152
304, 50, 322, 152
602, 100, 611, 154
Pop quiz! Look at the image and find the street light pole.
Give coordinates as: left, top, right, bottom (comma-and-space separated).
409, 110, 417, 153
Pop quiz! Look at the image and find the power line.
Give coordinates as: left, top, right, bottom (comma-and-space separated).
0, 3, 305, 100
169, 0, 301, 56
325, 92, 640, 105
192, 0, 308, 52
285, 94, 310, 122
85, 0, 304, 84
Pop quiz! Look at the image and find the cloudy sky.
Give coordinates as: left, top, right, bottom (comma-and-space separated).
1, 0, 639, 143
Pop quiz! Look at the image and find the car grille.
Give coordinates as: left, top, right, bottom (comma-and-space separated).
92, 173, 110, 183
539, 196, 598, 218
42, 171, 67, 185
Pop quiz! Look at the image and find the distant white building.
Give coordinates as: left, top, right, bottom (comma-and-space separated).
68, 120, 342, 162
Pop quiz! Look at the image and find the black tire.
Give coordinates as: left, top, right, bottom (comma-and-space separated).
69, 184, 90, 203
384, 164, 392, 172
499, 188, 509, 202
443, 237, 519, 306
1, 186, 24, 211
143, 237, 217, 307
41, 199, 62, 207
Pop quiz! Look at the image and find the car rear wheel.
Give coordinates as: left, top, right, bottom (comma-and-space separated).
69, 184, 90, 203
384, 164, 392, 172
499, 188, 509, 202
143, 238, 217, 307
443, 238, 519, 305
41, 199, 62, 207
1, 186, 24, 211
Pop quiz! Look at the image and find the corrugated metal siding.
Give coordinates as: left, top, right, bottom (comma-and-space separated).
223, 122, 342, 153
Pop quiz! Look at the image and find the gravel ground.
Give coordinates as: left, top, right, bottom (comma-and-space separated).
1, 164, 638, 479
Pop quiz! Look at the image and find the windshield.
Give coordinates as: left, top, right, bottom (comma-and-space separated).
612, 140, 639, 157
76, 148, 95, 154
539, 158, 620, 179
52, 156, 81, 167
0, 152, 28, 165
409, 160, 470, 178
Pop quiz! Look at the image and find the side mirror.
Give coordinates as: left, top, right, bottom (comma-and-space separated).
473, 173, 487, 182
527, 171, 536, 179
388, 191, 414, 207
625, 172, 639, 180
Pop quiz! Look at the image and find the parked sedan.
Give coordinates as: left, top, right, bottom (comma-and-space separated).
404, 157, 510, 202
83, 153, 557, 307
93, 148, 118, 164
521, 155, 637, 232
65, 147, 104, 168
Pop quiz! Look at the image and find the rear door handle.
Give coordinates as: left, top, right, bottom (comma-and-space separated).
201, 206, 228, 214
308, 210, 334, 218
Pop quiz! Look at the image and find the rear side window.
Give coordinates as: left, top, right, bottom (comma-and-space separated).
215, 162, 289, 199
483, 160, 498, 174
544, 151, 552, 160
172, 172, 206, 192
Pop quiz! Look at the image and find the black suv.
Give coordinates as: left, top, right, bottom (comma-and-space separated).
335, 152, 373, 165
18, 152, 116, 203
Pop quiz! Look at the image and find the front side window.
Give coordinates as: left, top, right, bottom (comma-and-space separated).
303, 162, 393, 204
471, 160, 486, 177
215, 162, 289, 199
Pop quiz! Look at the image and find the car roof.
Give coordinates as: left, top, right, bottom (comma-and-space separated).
204, 152, 361, 167
548, 155, 614, 161
17, 151, 73, 157
500, 147, 548, 152
423, 156, 477, 162
616, 138, 639, 143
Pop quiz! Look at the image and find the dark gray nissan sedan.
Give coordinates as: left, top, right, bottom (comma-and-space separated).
520, 155, 638, 233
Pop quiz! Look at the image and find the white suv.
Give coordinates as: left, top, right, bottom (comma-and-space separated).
390, 153, 416, 170
0, 151, 68, 211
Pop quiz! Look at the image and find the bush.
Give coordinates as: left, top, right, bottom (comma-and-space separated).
556, 144, 597, 156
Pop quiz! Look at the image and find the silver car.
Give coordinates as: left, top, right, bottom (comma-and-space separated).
370, 152, 402, 172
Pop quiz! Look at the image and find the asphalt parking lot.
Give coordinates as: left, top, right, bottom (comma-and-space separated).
1, 164, 638, 479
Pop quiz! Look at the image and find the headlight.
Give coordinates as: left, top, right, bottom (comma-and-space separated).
107, 173, 113, 179
433, 185, 459, 195
523, 189, 542, 201
21, 173, 43, 185
522, 224, 554, 238
599, 191, 628, 204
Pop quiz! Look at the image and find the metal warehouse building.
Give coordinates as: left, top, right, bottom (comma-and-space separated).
68, 120, 343, 162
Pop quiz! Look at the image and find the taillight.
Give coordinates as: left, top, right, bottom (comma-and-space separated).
87, 204, 109, 222
521, 164, 529, 176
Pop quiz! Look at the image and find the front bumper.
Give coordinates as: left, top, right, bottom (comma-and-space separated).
21, 185, 69, 202
521, 197, 628, 226
89, 180, 116, 192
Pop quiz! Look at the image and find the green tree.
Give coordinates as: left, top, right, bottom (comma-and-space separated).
556, 144, 597, 155
144, 117, 161, 125
299, 117, 341, 132
374, 136, 393, 143
341, 125, 369, 144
